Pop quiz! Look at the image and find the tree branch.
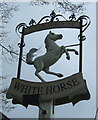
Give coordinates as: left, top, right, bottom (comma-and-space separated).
0, 44, 19, 56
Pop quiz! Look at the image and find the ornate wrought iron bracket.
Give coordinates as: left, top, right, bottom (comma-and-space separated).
15, 11, 91, 78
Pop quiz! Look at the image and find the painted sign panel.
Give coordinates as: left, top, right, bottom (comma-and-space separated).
23, 21, 80, 35
6, 73, 90, 106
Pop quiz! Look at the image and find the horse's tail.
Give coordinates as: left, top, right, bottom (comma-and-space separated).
26, 48, 38, 65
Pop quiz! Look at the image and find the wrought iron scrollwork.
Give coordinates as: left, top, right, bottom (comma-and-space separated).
78, 15, 91, 33
18, 42, 25, 48
15, 23, 27, 37
78, 35, 86, 41
15, 23, 27, 48
29, 19, 36, 26
37, 10, 67, 24
69, 13, 76, 21
15, 11, 91, 43
77, 15, 91, 41
50, 10, 56, 22
15, 11, 67, 37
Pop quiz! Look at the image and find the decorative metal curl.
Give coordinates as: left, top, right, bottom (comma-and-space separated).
15, 12, 91, 43
18, 42, 25, 48
78, 15, 91, 33
15, 23, 27, 48
78, 35, 86, 41
69, 13, 76, 21
37, 16, 50, 24
77, 15, 91, 41
50, 10, 56, 22
37, 11, 66, 24
29, 19, 36, 26
15, 23, 27, 37
27, 12, 91, 28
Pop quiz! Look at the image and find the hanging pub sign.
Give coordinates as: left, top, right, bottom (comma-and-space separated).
6, 11, 91, 108
7, 72, 90, 107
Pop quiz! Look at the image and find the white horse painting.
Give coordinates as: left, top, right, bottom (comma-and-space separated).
26, 31, 78, 82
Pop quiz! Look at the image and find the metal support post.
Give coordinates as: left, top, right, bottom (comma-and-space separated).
39, 100, 54, 119
79, 18, 83, 73
17, 27, 25, 78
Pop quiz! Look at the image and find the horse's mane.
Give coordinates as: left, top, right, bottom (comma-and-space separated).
44, 34, 50, 51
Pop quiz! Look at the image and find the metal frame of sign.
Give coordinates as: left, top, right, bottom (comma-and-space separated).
6, 11, 91, 119
16, 12, 91, 79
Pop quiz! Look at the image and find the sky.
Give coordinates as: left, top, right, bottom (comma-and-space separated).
2, 1, 96, 119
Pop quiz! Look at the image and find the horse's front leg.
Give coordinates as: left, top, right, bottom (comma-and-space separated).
67, 49, 78, 55
44, 68, 63, 78
61, 46, 70, 60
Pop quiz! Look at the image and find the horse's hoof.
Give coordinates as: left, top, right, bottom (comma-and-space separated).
75, 51, 78, 55
57, 74, 63, 77
66, 56, 70, 60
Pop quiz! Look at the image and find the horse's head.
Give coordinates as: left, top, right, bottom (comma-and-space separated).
45, 31, 63, 51
47, 31, 63, 41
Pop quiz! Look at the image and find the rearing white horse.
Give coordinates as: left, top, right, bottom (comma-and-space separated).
26, 31, 78, 82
